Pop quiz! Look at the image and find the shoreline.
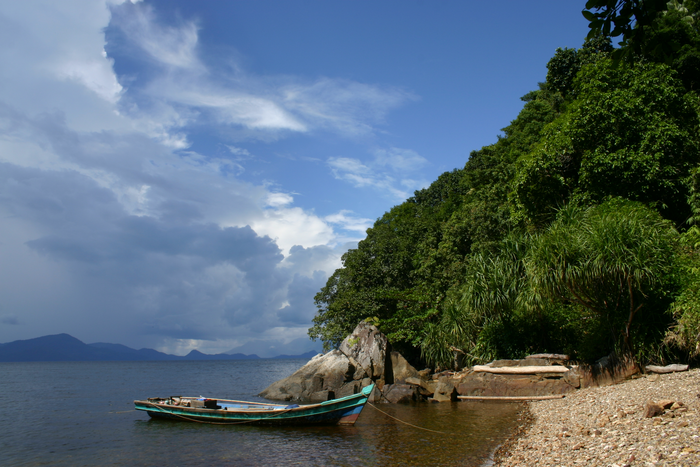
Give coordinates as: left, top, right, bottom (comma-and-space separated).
490, 368, 700, 466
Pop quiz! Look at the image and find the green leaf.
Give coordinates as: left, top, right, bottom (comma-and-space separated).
582, 10, 598, 21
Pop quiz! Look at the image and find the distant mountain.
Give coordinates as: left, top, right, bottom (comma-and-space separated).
181, 349, 259, 361
0, 334, 120, 362
225, 336, 323, 358
271, 350, 320, 359
88, 342, 179, 361
0, 334, 311, 362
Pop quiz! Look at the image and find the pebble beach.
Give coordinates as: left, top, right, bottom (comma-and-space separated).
493, 369, 700, 466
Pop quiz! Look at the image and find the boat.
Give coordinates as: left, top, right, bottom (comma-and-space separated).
134, 384, 374, 426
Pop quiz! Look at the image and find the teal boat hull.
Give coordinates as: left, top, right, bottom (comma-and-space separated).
134, 384, 373, 426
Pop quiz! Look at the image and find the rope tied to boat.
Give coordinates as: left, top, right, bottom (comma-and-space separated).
367, 402, 451, 435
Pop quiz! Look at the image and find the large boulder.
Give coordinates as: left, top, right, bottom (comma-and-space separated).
339, 322, 391, 387
259, 350, 353, 402
260, 322, 419, 402
390, 351, 419, 383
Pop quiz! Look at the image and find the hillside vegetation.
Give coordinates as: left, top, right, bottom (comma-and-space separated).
310, 2, 700, 369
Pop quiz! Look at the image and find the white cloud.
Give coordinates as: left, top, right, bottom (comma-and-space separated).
107, 2, 413, 141
0, 0, 438, 356
112, 2, 201, 69
249, 206, 336, 256
0, 1, 129, 132
324, 210, 372, 233
374, 147, 428, 172
0, 1, 359, 353
282, 78, 415, 136
56, 55, 123, 103
328, 157, 370, 176
265, 192, 294, 207
227, 145, 252, 158
327, 148, 430, 201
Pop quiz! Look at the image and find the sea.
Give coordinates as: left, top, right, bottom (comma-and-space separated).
0, 360, 523, 466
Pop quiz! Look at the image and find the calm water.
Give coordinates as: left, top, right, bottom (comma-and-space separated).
0, 360, 522, 466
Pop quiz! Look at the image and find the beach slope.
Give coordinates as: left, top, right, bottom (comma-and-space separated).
494, 369, 700, 466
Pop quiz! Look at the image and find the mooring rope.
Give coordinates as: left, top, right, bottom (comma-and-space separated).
367, 402, 450, 435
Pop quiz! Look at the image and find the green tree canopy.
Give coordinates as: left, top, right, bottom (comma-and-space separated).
582, 0, 699, 63
311, 10, 700, 369
514, 59, 700, 227
526, 200, 678, 361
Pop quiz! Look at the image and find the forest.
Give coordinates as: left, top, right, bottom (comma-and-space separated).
310, 1, 700, 370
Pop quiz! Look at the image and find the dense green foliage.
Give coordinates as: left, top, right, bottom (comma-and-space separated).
582, 0, 699, 63
310, 8, 700, 369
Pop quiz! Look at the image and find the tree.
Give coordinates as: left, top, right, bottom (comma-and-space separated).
309, 169, 468, 351
514, 58, 700, 227
310, 11, 699, 367
582, 0, 696, 62
526, 200, 678, 363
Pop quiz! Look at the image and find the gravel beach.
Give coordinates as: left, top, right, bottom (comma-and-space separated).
493, 369, 700, 466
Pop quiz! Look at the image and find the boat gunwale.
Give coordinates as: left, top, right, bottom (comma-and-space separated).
135, 384, 374, 414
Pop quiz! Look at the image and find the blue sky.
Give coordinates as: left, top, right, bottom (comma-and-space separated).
0, 1, 591, 357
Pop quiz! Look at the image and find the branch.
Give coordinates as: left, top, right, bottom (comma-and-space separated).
565, 282, 599, 315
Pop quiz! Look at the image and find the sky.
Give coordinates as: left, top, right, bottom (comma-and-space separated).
0, 0, 592, 357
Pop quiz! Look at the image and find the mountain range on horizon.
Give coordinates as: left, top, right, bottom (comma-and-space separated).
0, 333, 321, 362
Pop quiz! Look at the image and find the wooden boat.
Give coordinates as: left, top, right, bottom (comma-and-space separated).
134, 384, 373, 426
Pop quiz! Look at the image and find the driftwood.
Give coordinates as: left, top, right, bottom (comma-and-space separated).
458, 395, 565, 401
472, 365, 569, 374
645, 364, 689, 374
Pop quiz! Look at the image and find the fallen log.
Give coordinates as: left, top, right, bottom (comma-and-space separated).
472, 365, 569, 374
458, 395, 565, 401
645, 364, 689, 374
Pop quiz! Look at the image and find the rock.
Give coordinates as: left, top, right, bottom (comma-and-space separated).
432, 390, 456, 402
309, 390, 334, 402
390, 351, 419, 383
349, 356, 368, 380
421, 380, 438, 396
336, 381, 361, 398
644, 401, 664, 418
563, 368, 581, 388
406, 377, 438, 397
367, 383, 382, 403
433, 379, 457, 402
405, 376, 423, 387
456, 371, 577, 397
261, 322, 419, 403
580, 353, 639, 388
259, 350, 352, 401
382, 383, 417, 403
526, 353, 570, 361
657, 399, 675, 410
339, 322, 390, 386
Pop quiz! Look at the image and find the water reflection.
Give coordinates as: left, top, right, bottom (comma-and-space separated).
0, 361, 522, 467
129, 400, 521, 466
